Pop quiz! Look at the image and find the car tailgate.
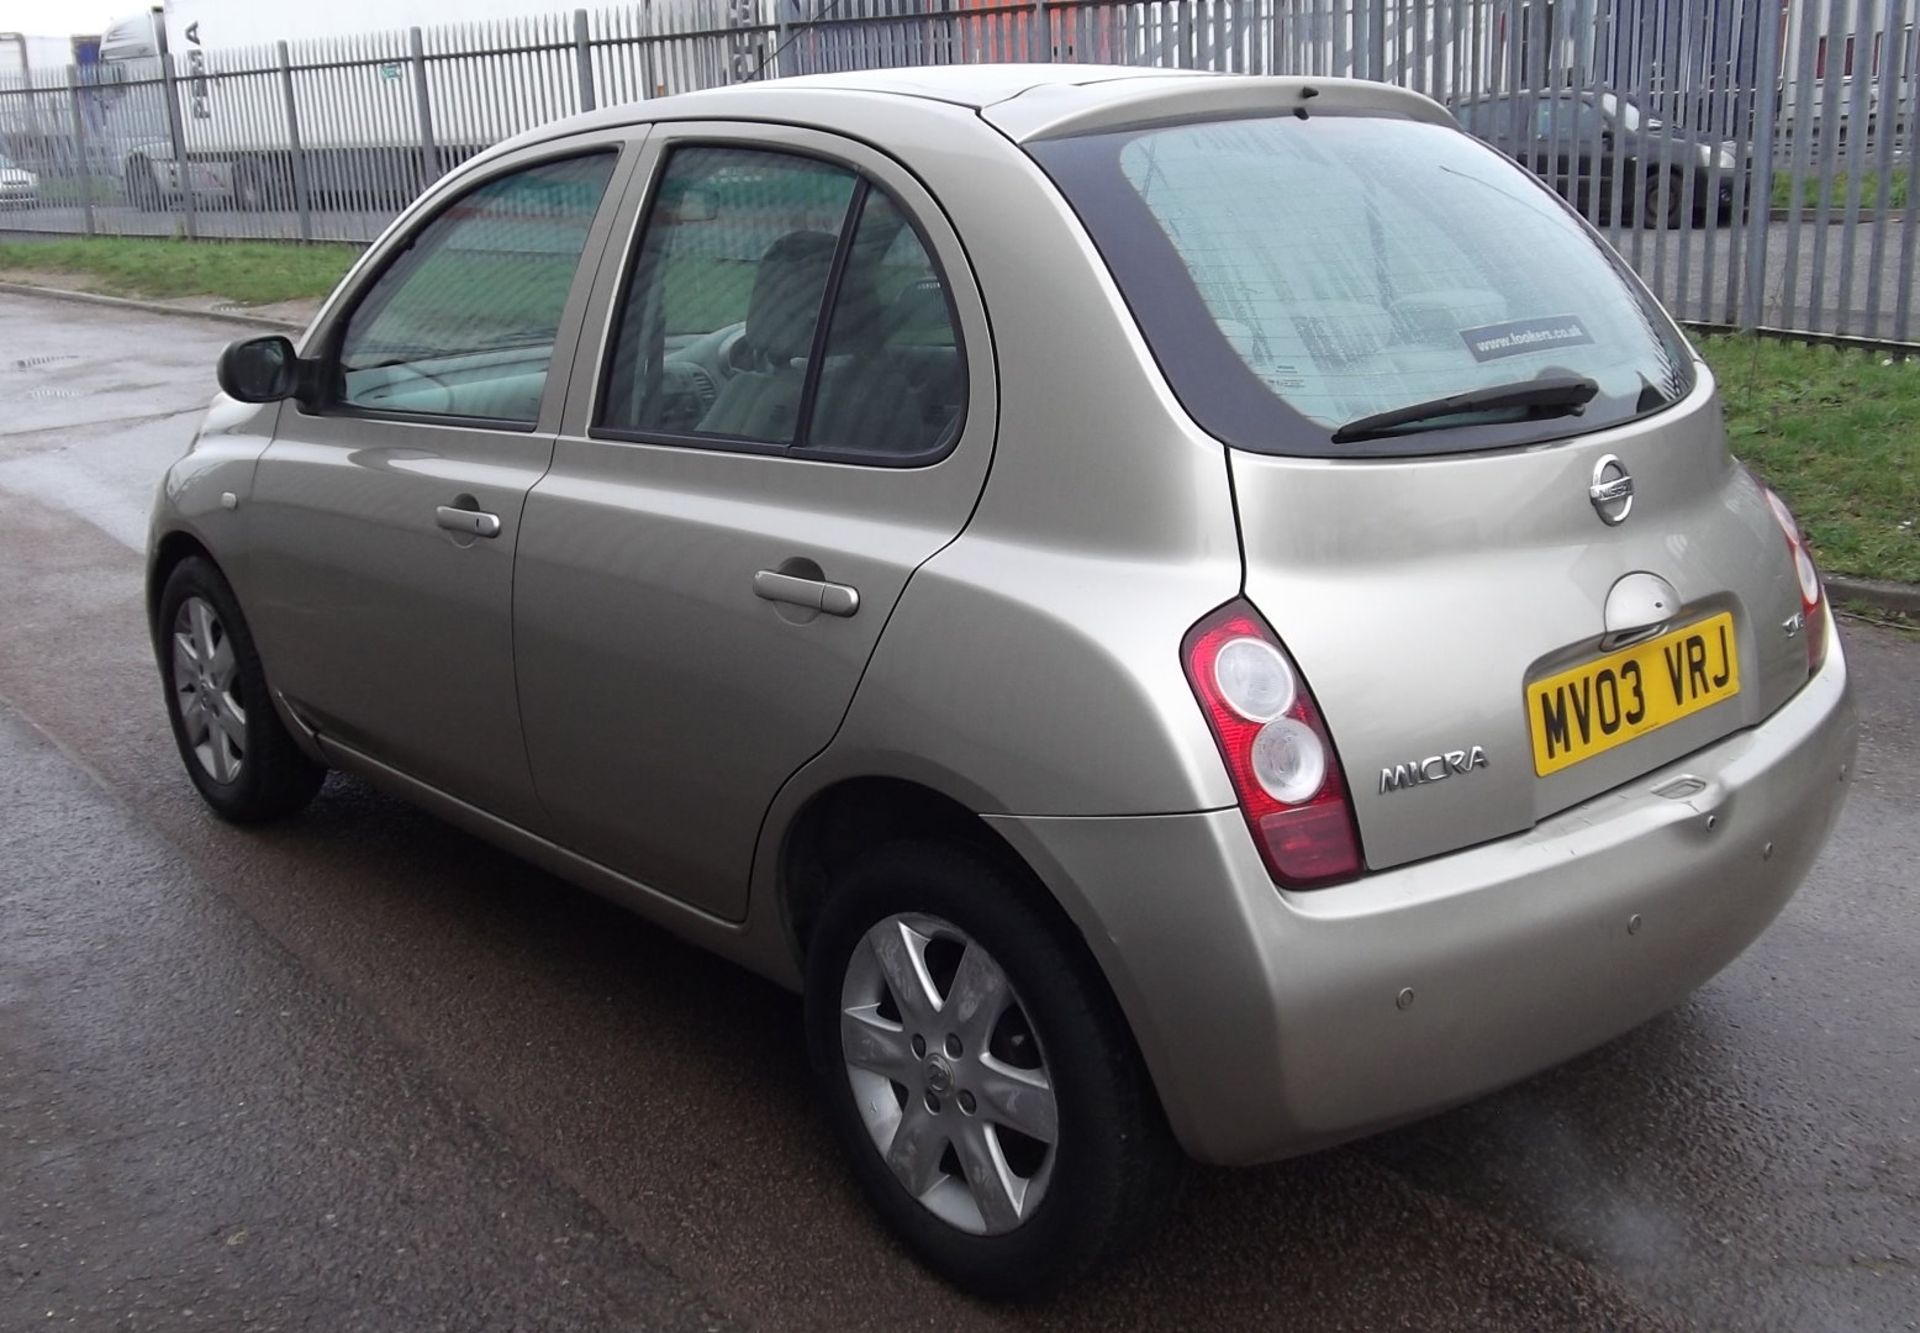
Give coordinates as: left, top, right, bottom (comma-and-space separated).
1231, 376, 1813, 871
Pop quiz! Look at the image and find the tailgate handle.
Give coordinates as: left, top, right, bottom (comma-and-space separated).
1602, 571, 1679, 647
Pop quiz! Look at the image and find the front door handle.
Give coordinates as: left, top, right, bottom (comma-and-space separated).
436, 504, 501, 539
753, 569, 860, 618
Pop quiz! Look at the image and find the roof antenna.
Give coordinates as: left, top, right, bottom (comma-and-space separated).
1295, 85, 1319, 120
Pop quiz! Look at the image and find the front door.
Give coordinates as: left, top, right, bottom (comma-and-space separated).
243, 142, 630, 829
513, 124, 995, 920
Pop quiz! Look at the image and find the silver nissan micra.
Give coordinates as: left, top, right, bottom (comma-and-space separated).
148, 65, 1856, 1297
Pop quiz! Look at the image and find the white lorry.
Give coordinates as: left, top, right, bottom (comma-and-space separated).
90, 0, 706, 212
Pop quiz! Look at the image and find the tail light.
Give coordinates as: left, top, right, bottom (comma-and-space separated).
1761, 485, 1829, 677
1182, 602, 1363, 888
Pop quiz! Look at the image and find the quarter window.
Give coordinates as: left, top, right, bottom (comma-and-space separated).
598, 144, 965, 461
1535, 96, 1600, 138
335, 152, 616, 425
807, 191, 964, 458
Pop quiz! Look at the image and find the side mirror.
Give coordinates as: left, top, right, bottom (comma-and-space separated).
216, 334, 301, 403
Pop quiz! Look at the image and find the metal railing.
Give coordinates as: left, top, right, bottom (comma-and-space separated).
1, 0, 1915, 341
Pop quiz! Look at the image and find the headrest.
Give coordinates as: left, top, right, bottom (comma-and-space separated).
744, 230, 838, 365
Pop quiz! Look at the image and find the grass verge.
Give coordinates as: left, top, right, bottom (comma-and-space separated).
1770, 167, 1913, 213
0, 236, 357, 306
1705, 334, 1919, 586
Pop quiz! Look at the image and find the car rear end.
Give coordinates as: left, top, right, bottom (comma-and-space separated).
0, 160, 37, 209
990, 78, 1857, 1164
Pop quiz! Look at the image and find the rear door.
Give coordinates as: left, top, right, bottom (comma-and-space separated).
244, 139, 631, 829
513, 123, 995, 920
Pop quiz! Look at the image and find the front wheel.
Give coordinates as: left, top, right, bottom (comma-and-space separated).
157, 556, 325, 823
805, 840, 1183, 1299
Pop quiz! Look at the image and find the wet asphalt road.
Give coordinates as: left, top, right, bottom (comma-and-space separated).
0, 292, 1916, 1331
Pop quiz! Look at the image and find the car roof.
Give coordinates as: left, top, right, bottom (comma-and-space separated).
737, 62, 1196, 109
498, 63, 1453, 153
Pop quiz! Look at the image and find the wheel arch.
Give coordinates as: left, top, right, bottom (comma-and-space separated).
147, 529, 326, 769
778, 776, 1024, 972
147, 528, 217, 642
772, 767, 1185, 1093
773, 775, 1146, 1020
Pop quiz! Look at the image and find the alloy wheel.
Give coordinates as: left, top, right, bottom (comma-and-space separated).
840, 912, 1058, 1236
172, 595, 247, 784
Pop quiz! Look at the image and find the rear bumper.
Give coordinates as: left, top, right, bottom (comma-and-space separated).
987, 621, 1855, 1165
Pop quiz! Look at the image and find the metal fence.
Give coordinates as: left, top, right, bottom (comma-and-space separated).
2, 0, 1916, 341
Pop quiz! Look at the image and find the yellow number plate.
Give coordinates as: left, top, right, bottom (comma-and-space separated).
1528, 612, 1740, 776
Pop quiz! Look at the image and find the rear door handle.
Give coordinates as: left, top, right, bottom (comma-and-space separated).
436, 505, 501, 539
753, 569, 860, 618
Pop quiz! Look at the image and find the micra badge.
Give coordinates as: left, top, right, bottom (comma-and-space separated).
1380, 746, 1490, 795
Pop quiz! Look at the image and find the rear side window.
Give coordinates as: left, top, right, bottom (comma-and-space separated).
1029, 114, 1692, 457
600, 146, 859, 446
1457, 97, 1530, 139
335, 153, 615, 425
1537, 96, 1602, 138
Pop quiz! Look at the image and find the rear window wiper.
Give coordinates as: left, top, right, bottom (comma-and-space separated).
1330, 375, 1600, 444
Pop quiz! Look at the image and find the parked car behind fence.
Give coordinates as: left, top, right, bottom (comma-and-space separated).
1454, 88, 1749, 227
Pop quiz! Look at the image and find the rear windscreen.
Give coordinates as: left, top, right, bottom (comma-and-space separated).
1027, 113, 1694, 457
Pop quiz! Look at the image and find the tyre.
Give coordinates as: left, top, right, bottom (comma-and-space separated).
232, 163, 269, 211
1643, 165, 1687, 229
804, 840, 1183, 1299
124, 157, 162, 212
157, 556, 325, 823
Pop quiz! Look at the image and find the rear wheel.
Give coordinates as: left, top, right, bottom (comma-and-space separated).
124, 157, 162, 212
804, 840, 1183, 1299
1642, 165, 1687, 229
157, 556, 325, 823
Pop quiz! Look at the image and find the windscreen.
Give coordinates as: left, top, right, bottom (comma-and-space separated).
1028, 113, 1693, 457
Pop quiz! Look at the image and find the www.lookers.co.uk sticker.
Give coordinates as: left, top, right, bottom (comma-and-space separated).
1459, 315, 1595, 362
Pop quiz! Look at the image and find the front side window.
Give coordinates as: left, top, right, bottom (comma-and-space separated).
335, 152, 616, 425
1029, 114, 1692, 457
599, 144, 964, 460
